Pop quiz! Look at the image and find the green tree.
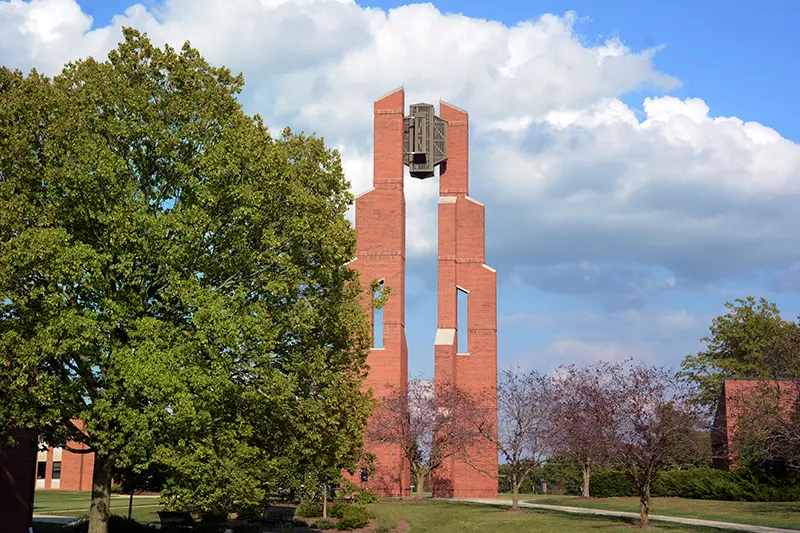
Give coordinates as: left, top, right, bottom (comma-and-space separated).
679, 297, 800, 411
0, 28, 373, 533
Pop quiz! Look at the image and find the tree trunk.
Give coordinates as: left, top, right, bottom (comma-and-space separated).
415, 470, 426, 499
88, 453, 114, 533
639, 482, 650, 528
582, 460, 591, 498
511, 471, 519, 510
128, 490, 133, 519
322, 484, 327, 519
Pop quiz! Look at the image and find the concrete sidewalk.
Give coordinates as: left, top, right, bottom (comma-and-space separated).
31, 515, 77, 524
451, 498, 799, 533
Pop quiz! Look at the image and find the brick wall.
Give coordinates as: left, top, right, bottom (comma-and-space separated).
0, 430, 36, 533
349, 87, 410, 496
713, 379, 800, 469
36, 440, 94, 491
432, 101, 498, 498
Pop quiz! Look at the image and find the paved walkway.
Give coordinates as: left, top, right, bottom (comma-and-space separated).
451, 498, 799, 533
31, 515, 76, 524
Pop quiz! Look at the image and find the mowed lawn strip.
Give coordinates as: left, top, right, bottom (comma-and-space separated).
34, 491, 162, 523
367, 501, 728, 533
523, 495, 800, 530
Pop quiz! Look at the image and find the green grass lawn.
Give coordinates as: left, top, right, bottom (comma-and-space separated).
31, 501, 731, 533
32, 492, 800, 532
34, 491, 162, 523
523, 495, 800, 530
367, 501, 729, 533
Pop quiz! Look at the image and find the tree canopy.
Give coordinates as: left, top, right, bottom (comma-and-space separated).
0, 28, 373, 533
679, 297, 800, 411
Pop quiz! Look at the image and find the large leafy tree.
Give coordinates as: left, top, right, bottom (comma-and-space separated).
0, 28, 373, 533
679, 297, 800, 411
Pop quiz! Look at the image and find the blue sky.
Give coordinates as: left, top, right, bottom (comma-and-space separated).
3, 0, 799, 378
73, 0, 800, 142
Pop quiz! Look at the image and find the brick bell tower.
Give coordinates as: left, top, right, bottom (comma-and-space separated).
352, 88, 497, 498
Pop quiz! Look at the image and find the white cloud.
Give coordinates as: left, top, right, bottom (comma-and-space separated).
482, 95, 800, 287
2, 0, 799, 299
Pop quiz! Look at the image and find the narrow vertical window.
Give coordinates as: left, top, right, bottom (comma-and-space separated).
36, 461, 46, 480
51, 461, 61, 480
373, 280, 385, 349
457, 287, 469, 353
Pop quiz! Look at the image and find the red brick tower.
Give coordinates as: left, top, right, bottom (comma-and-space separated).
432, 101, 499, 498
350, 87, 410, 496
353, 90, 497, 498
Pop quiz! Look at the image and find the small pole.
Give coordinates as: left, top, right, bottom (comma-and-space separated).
322, 484, 327, 519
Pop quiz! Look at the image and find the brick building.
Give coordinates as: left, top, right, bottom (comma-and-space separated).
0, 430, 37, 533
0, 429, 95, 532
34, 440, 94, 491
712, 378, 800, 469
351, 89, 498, 497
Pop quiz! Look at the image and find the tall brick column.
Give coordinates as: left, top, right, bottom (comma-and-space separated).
433, 101, 498, 498
349, 87, 410, 496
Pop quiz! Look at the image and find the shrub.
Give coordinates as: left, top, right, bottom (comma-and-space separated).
311, 519, 337, 530
236, 502, 263, 520
335, 505, 370, 530
653, 468, 751, 500
296, 500, 323, 518
200, 509, 229, 523
652, 467, 800, 502
109, 516, 154, 533
329, 503, 375, 519
329, 502, 348, 518
589, 470, 636, 498
337, 478, 380, 504
292, 519, 309, 527
356, 488, 379, 504
68, 515, 154, 533
582, 465, 800, 502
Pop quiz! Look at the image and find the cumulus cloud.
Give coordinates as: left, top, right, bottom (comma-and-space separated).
2, 0, 799, 310
482, 95, 800, 294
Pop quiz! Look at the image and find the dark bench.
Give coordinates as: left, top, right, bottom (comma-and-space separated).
260, 505, 296, 526
157, 510, 195, 527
